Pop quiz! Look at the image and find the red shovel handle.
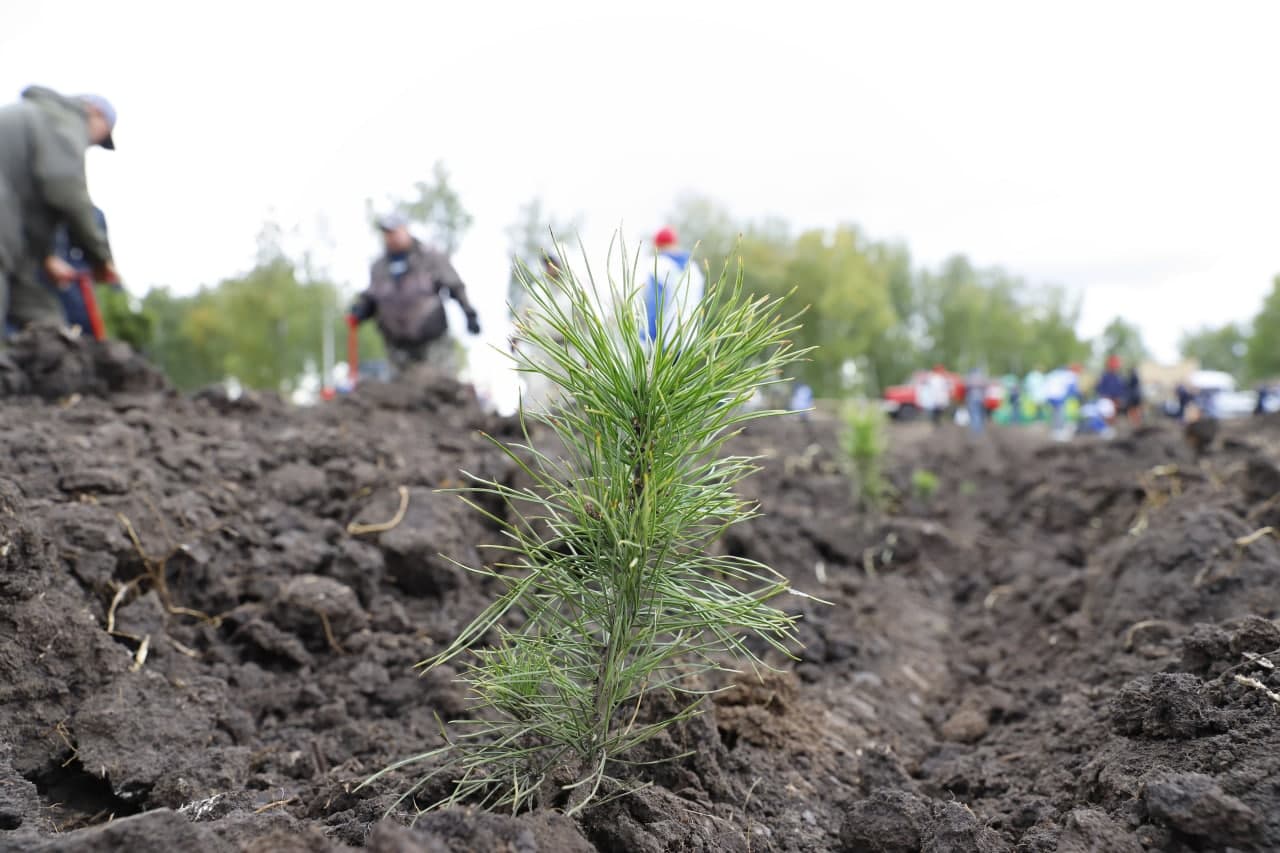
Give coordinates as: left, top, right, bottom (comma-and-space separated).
78, 272, 107, 341
347, 323, 359, 388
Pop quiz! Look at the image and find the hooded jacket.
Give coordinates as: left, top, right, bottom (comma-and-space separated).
0, 86, 113, 275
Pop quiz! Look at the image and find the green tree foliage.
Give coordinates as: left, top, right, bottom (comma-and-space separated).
140, 286, 228, 390
918, 256, 1011, 370
1180, 322, 1249, 380
203, 257, 342, 391
1097, 316, 1149, 367
136, 225, 364, 393
371, 161, 474, 255
785, 227, 898, 393
1247, 275, 1280, 381
664, 197, 1091, 397
1022, 286, 1091, 372
98, 287, 155, 351
915, 259, 1089, 376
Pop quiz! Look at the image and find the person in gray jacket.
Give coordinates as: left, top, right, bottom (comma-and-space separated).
0, 86, 118, 332
347, 213, 481, 375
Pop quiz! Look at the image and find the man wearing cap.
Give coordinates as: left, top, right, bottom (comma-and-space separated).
0, 86, 118, 333
642, 226, 704, 353
347, 213, 481, 376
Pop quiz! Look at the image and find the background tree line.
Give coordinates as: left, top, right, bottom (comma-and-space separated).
669, 194, 1280, 395
100, 225, 384, 394
1178, 278, 1280, 385
669, 195, 1093, 396
94, 178, 1280, 396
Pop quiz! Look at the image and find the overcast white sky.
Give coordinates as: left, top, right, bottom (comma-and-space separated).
3, 0, 1277, 384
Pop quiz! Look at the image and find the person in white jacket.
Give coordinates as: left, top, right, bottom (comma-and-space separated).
641, 226, 704, 354
512, 250, 575, 412
915, 366, 952, 425
1044, 364, 1082, 439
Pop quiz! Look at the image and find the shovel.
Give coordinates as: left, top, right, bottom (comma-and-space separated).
347, 322, 360, 389
77, 272, 107, 341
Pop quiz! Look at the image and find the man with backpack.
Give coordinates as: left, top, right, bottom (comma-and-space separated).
347, 213, 481, 375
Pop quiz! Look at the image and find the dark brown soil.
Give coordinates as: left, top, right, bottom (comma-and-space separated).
1, 327, 1278, 852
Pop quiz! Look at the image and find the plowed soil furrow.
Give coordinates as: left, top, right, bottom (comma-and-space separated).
0, 328, 1277, 852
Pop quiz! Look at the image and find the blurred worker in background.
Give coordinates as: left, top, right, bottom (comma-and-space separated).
348, 212, 481, 376
511, 250, 571, 412
1023, 366, 1047, 422
1003, 373, 1022, 424
1045, 364, 1082, 440
790, 382, 814, 420
965, 367, 987, 435
1255, 384, 1271, 417
920, 365, 951, 425
1096, 355, 1126, 423
1125, 366, 1143, 426
1174, 382, 1194, 421
641, 226, 704, 353
36, 206, 108, 334
0, 86, 119, 334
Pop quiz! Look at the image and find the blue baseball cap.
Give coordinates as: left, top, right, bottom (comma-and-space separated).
77, 94, 117, 150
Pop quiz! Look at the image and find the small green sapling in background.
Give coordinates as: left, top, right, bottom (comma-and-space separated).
840, 400, 888, 507
366, 236, 813, 816
911, 468, 939, 503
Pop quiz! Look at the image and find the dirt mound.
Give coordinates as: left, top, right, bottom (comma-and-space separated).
0, 335, 527, 850
0, 323, 168, 399
2, 334, 1279, 851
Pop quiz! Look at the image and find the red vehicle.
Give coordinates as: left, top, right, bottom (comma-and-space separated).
882, 370, 1003, 420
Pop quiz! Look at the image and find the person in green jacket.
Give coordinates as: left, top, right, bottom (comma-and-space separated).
0, 86, 118, 332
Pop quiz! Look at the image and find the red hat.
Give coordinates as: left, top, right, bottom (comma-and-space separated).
654, 226, 678, 249
1106, 355, 1121, 371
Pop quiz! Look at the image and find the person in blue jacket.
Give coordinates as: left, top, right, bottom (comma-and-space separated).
965, 367, 988, 435
35, 205, 108, 334
790, 382, 814, 419
641, 226, 704, 353
1095, 355, 1127, 423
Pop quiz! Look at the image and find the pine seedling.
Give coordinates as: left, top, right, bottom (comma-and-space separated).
911, 468, 939, 503
366, 235, 813, 817
841, 400, 888, 507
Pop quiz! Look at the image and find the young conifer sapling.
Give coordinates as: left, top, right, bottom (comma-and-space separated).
365, 235, 814, 816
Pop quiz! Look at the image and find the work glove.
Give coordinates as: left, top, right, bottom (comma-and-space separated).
466, 313, 481, 335
345, 314, 360, 331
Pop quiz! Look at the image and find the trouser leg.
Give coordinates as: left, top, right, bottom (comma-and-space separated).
423, 336, 459, 375
7, 261, 63, 332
